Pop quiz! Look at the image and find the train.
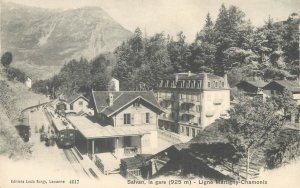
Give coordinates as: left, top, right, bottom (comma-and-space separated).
51, 116, 75, 148
15, 117, 30, 142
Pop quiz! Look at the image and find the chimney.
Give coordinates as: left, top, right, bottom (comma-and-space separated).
109, 78, 120, 92
108, 93, 114, 106
224, 73, 228, 88
188, 71, 191, 76
203, 73, 208, 89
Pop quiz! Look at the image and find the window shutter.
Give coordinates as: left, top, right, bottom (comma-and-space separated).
131, 114, 134, 125
142, 113, 145, 124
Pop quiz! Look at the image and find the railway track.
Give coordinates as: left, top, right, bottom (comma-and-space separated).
63, 148, 80, 164
63, 148, 100, 179
63, 148, 89, 177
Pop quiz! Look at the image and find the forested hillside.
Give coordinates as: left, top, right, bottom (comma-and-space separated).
0, 67, 48, 159
32, 4, 299, 97
112, 5, 299, 89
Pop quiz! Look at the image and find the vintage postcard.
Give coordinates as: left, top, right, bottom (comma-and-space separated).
0, 0, 299, 187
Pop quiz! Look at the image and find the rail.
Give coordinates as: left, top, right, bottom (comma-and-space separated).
73, 147, 83, 160
21, 101, 50, 114
89, 168, 99, 179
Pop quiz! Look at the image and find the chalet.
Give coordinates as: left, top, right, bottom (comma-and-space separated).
65, 94, 89, 113
52, 94, 90, 114
67, 91, 164, 174
263, 80, 300, 104
235, 80, 269, 97
263, 80, 300, 128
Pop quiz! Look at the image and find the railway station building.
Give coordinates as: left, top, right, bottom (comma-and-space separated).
67, 91, 163, 159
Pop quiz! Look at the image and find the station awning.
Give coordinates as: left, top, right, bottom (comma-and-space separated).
67, 116, 154, 139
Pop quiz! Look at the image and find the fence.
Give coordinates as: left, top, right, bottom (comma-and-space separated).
158, 129, 191, 145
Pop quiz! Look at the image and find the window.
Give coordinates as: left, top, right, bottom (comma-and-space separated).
181, 126, 184, 133
146, 113, 150, 123
124, 136, 131, 147
197, 95, 201, 101
186, 127, 189, 136
295, 112, 299, 123
192, 128, 195, 137
191, 94, 195, 101
78, 101, 83, 106
196, 105, 201, 112
198, 117, 201, 124
133, 102, 140, 107
124, 113, 131, 124
208, 82, 211, 88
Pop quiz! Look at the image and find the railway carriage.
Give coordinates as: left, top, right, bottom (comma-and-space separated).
51, 117, 75, 148
15, 117, 30, 142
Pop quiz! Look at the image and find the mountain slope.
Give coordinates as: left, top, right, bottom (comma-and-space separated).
1, 2, 132, 68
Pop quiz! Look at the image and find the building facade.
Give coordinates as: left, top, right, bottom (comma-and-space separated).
155, 72, 230, 137
235, 80, 268, 99
53, 94, 90, 114
74, 91, 163, 158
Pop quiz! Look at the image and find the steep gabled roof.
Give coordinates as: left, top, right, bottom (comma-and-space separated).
64, 94, 89, 104
235, 80, 269, 88
92, 91, 163, 117
264, 80, 300, 92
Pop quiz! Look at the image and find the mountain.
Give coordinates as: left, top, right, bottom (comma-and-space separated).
1, 2, 132, 73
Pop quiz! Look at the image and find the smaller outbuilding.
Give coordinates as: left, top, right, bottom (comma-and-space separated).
235, 80, 269, 97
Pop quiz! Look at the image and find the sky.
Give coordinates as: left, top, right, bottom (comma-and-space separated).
3, 0, 300, 42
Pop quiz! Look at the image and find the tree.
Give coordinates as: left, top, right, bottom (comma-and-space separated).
90, 55, 111, 91
1, 52, 13, 67
129, 27, 144, 53
167, 31, 191, 72
223, 97, 284, 180
190, 13, 216, 73
270, 89, 298, 119
214, 5, 250, 74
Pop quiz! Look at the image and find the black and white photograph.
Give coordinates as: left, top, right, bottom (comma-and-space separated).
0, 0, 299, 187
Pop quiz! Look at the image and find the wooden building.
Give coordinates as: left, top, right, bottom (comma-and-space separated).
235, 80, 269, 98
67, 91, 163, 174
52, 94, 90, 114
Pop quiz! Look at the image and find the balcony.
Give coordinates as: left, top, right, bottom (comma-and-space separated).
124, 147, 140, 156
179, 109, 197, 116
159, 115, 175, 122
179, 98, 196, 104
178, 120, 200, 127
